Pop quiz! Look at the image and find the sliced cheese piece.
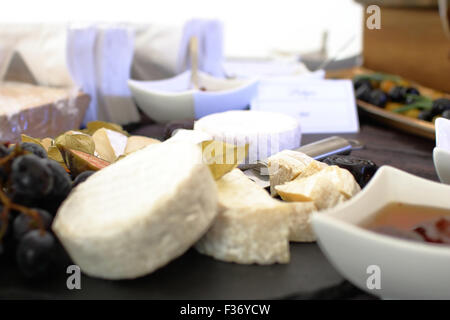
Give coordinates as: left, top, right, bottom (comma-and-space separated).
275, 165, 360, 211
318, 165, 361, 199
53, 141, 218, 280
194, 110, 302, 165
196, 168, 290, 264
275, 174, 345, 210
92, 128, 128, 162
268, 150, 327, 196
125, 135, 160, 154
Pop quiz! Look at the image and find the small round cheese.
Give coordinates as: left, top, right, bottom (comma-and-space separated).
194, 110, 302, 163
53, 141, 218, 280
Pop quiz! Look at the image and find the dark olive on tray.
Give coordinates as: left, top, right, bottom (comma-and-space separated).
322, 155, 378, 188
418, 109, 433, 121
431, 98, 450, 117
354, 82, 372, 102
163, 119, 195, 140
367, 89, 388, 108
353, 78, 372, 91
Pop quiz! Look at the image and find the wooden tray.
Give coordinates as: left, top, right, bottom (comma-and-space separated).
327, 67, 449, 140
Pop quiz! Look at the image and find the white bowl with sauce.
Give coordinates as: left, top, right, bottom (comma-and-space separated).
128, 71, 258, 123
311, 165, 450, 299
433, 118, 450, 184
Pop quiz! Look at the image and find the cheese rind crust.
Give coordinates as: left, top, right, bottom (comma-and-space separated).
53, 142, 218, 280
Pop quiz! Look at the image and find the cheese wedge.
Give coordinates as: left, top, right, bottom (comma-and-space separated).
196, 169, 291, 264
318, 165, 361, 199
275, 165, 360, 210
124, 135, 160, 155
268, 150, 327, 196
53, 141, 218, 280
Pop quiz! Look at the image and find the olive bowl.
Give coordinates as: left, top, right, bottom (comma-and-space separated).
311, 165, 450, 299
128, 71, 258, 123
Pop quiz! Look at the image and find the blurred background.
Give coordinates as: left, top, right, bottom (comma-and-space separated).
0, 0, 363, 63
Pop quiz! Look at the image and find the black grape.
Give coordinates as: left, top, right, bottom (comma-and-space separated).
16, 230, 55, 278
20, 143, 47, 159
13, 209, 53, 241
72, 171, 95, 188
11, 154, 54, 201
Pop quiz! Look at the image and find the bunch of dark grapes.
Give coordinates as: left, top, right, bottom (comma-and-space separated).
0, 142, 93, 279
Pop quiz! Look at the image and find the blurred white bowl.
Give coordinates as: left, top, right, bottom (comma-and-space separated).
128, 71, 258, 123
434, 118, 450, 184
312, 166, 450, 299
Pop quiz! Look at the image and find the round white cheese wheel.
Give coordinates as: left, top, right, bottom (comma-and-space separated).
52, 142, 218, 280
194, 110, 302, 163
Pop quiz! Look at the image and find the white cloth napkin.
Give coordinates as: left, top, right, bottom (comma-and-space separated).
93, 25, 140, 125
66, 24, 98, 125
0, 23, 140, 125
131, 19, 224, 81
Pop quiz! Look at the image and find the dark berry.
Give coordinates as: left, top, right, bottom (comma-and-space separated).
37, 159, 72, 214
11, 155, 54, 200
0, 145, 11, 184
0, 144, 10, 158
16, 230, 55, 278
72, 170, 95, 188
13, 209, 53, 241
43, 159, 72, 198
20, 142, 47, 159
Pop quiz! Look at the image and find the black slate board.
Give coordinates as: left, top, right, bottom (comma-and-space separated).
0, 243, 345, 299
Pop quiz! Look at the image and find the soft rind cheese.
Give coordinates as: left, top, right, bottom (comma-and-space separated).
194, 110, 301, 165
53, 141, 218, 280
268, 150, 327, 196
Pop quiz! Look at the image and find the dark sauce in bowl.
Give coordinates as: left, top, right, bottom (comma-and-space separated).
363, 202, 450, 245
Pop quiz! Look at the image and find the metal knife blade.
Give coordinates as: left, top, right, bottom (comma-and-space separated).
242, 136, 363, 189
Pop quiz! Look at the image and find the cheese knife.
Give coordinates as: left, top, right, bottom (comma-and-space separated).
242, 136, 364, 188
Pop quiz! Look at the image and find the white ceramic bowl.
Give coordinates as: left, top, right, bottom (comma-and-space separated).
312, 165, 450, 299
128, 71, 258, 123
433, 118, 450, 184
